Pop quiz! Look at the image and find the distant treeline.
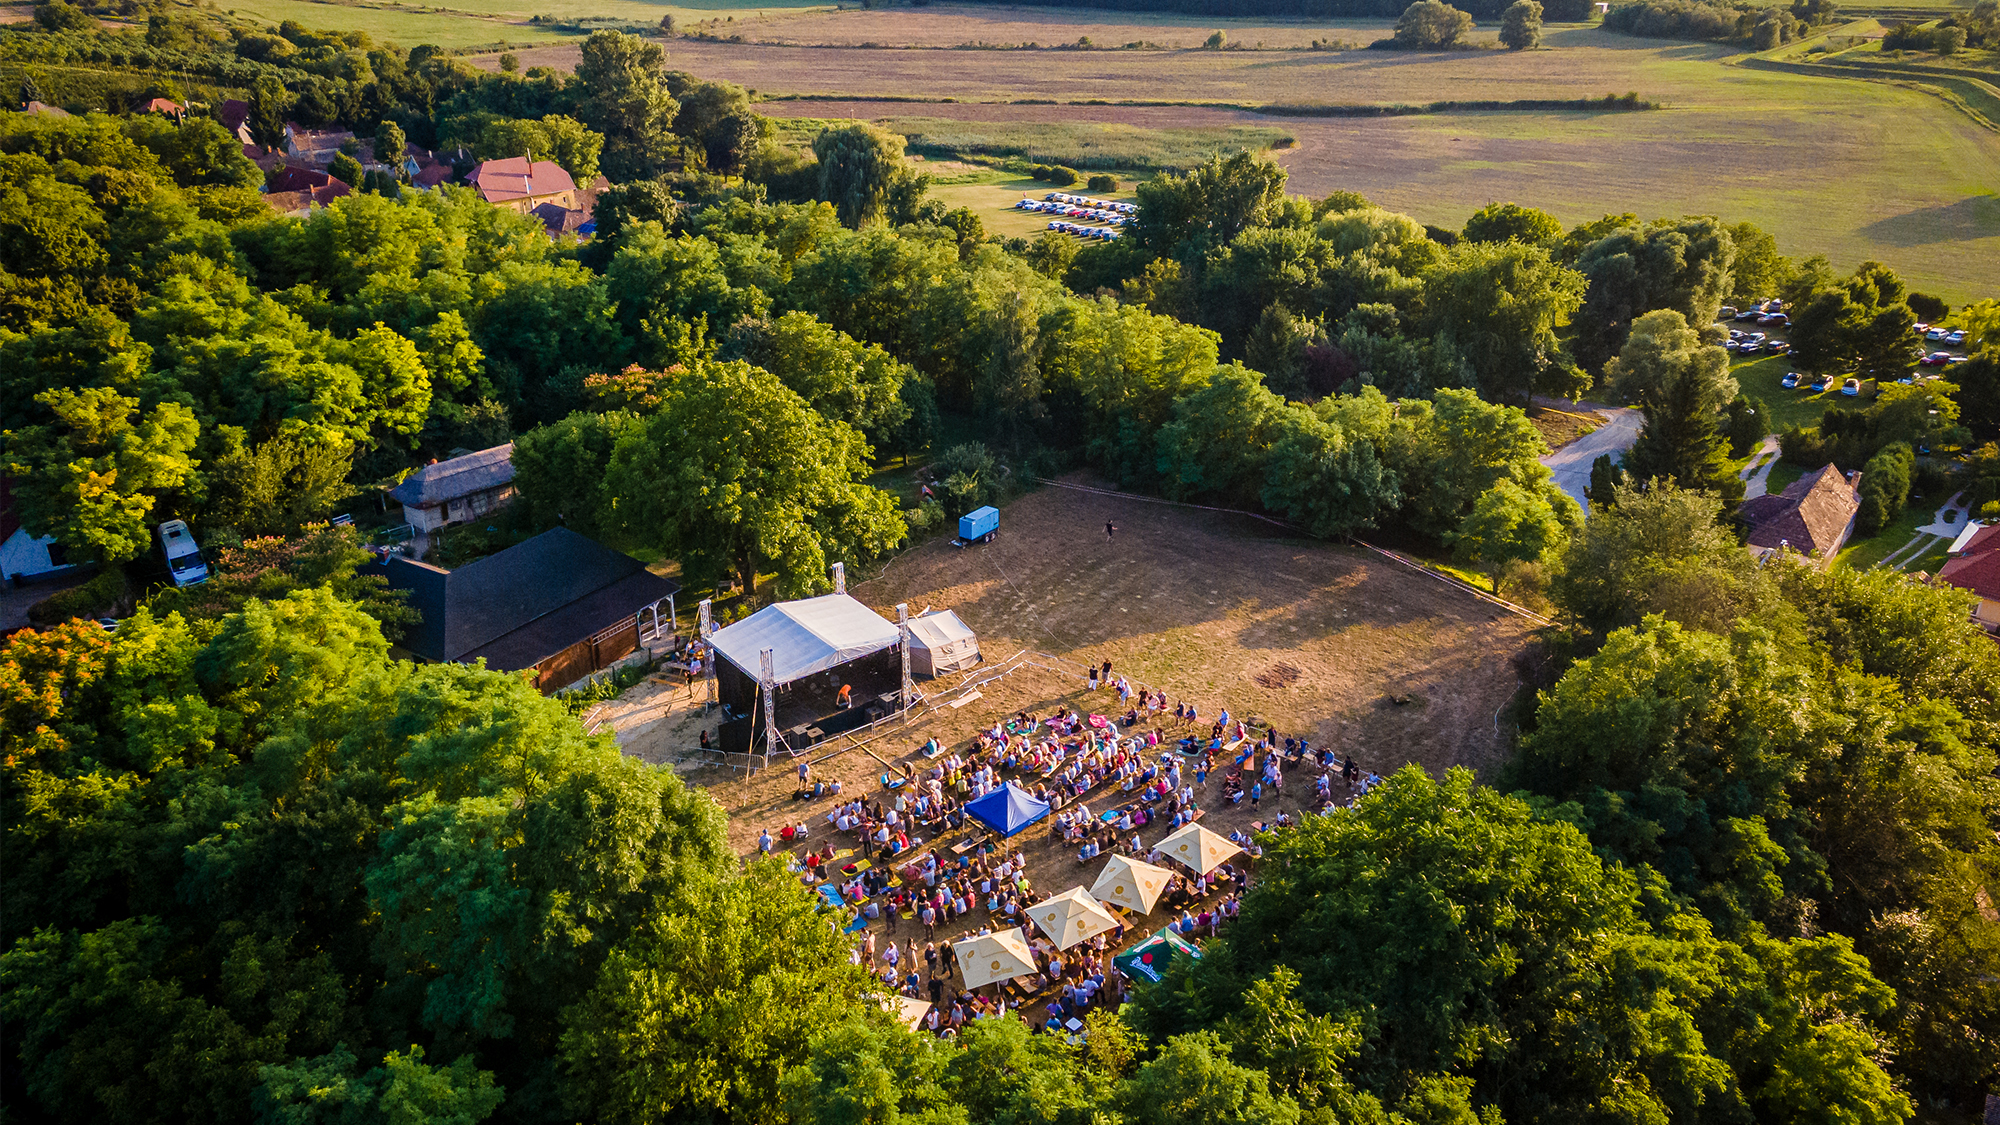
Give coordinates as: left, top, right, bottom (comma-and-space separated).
1259, 93, 1659, 115
957, 0, 1595, 23
1602, 0, 1840, 44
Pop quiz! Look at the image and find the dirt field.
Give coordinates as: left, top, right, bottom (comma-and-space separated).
609, 477, 1533, 852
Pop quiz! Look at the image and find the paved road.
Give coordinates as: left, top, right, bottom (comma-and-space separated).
1540, 407, 1643, 514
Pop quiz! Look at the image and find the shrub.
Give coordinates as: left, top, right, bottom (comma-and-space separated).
1047, 164, 1080, 186
1725, 395, 1767, 458
27, 567, 128, 626
1501, 0, 1545, 47
1204, 30, 1226, 48
1907, 292, 1948, 323
1392, 0, 1477, 47
933, 442, 999, 516
904, 498, 946, 535
1855, 442, 1915, 536
1086, 173, 1117, 193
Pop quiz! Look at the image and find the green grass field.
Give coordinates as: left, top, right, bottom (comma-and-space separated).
1731, 354, 1866, 434
928, 170, 1140, 239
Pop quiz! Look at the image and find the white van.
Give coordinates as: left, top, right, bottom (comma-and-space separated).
158, 520, 208, 586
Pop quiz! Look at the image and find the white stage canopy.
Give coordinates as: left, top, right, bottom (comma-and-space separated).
709, 594, 901, 685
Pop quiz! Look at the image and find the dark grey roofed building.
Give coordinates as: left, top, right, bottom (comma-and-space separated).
382, 528, 678, 692
386, 444, 516, 533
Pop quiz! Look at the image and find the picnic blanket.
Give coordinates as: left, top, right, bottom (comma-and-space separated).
1087, 714, 1110, 729
817, 885, 847, 909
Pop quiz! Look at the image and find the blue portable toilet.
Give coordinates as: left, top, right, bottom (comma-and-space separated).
957, 506, 999, 545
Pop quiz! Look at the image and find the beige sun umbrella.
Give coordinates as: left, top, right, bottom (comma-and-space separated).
1155, 823, 1242, 876
1091, 854, 1174, 914
954, 927, 1037, 989
1027, 886, 1121, 950
888, 994, 931, 1030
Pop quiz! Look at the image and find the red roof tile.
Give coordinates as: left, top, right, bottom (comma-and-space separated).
1940, 524, 2000, 599
468, 157, 575, 204
1743, 463, 1861, 560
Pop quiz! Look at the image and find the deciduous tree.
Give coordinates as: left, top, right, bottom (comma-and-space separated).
603, 360, 904, 595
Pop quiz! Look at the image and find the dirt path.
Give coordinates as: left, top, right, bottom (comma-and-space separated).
1541, 407, 1642, 513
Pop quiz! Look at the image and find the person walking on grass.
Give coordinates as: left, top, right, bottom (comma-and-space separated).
1106, 521, 1117, 540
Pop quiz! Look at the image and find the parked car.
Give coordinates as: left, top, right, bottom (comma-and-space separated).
1719, 306, 1739, 319
1735, 308, 1763, 321
1841, 377, 1861, 397
1812, 374, 1835, 392
1781, 371, 1803, 389
1926, 327, 1947, 341
1769, 341, 1791, 355
1948, 329, 1968, 345
1922, 351, 1953, 366
158, 519, 208, 587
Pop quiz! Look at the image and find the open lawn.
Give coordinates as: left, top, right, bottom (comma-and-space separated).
606, 478, 1538, 875
1731, 353, 1859, 434
928, 170, 1143, 239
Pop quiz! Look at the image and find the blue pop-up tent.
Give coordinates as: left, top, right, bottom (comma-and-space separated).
965, 783, 1052, 838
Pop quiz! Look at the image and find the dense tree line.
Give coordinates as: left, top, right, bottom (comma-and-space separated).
8, 551, 1989, 1124
1601, 0, 1840, 44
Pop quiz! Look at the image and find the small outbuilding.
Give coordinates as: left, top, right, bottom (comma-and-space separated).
386, 444, 516, 533
907, 609, 980, 676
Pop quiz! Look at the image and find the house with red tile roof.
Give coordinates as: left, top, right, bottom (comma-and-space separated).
1738, 463, 1862, 566
138, 97, 183, 117
266, 180, 352, 216
266, 165, 344, 194
467, 156, 577, 212
283, 123, 356, 167
1939, 523, 2000, 629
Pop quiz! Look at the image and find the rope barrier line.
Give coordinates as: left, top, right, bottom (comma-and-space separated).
1345, 538, 1554, 627
1031, 477, 1303, 530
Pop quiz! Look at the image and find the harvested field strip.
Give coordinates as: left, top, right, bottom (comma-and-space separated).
772, 92, 1664, 115
1256, 95, 1660, 115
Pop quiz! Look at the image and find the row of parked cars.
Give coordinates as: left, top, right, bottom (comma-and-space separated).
1017, 199, 1131, 227
1727, 328, 1790, 356
1045, 193, 1136, 214
1048, 221, 1120, 241
1724, 301, 1790, 327
1918, 323, 1970, 346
